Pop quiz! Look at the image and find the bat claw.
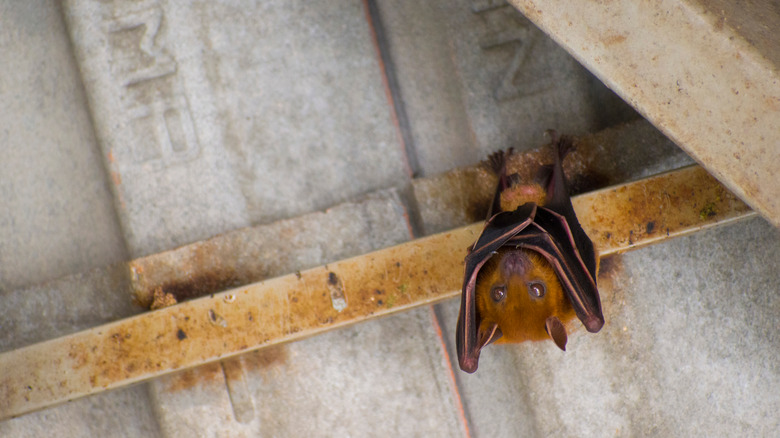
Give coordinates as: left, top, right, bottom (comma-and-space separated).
485, 148, 514, 175
582, 315, 605, 333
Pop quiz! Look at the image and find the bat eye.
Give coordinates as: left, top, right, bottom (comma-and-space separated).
528, 282, 546, 298
490, 285, 506, 302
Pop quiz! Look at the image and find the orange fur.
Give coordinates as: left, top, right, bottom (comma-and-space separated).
475, 247, 575, 344
499, 183, 547, 213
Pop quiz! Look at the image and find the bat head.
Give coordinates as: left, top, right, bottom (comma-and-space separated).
474, 248, 574, 349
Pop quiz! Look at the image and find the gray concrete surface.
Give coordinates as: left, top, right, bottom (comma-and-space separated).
0, 386, 161, 438
0, 265, 137, 353
0, 1, 127, 291
150, 308, 466, 437
63, 0, 252, 257
1, 0, 777, 437
376, 0, 638, 177
170, 0, 412, 224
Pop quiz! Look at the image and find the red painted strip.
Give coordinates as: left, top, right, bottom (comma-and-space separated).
361, 0, 414, 179
429, 305, 473, 438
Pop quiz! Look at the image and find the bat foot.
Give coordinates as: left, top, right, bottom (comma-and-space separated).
544, 129, 560, 145
546, 130, 575, 162
485, 148, 514, 175
506, 172, 522, 187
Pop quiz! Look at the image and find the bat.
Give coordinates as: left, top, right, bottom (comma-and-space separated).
456, 134, 604, 373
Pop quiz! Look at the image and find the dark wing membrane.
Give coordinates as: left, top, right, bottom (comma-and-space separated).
534, 207, 599, 298
540, 200, 598, 282
509, 217, 604, 333
456, 254, 492, 374
469, 203, 536, 253
542, 137, 598, 281
457, 203, 537, 373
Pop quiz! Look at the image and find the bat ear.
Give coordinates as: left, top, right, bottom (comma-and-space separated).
545, 316, 568, 351
478, 322, 502, 349
485, 148, 511, 174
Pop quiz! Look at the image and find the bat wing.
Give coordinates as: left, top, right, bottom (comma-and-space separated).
457, 203, 537, 373
509, 207, 604, 333
543, 135, 598, 281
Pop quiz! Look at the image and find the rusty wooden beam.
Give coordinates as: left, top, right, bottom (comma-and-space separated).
0, 165, 754, 420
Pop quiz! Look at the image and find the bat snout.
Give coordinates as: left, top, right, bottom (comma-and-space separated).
500, 250, 531, 278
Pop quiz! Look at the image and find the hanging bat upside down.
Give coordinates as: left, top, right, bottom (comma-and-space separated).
456, 133, 604, 373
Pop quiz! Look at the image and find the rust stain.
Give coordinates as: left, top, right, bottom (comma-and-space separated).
458, 168, 494, 225
596, 254, 625, 307
150, 287, 177, 310
576, 166, 752, 256
77, 302, 240, 388
132, 208, 366, 308
602, 33, 628, 47
130, 240, 245, 308
68, 342, 89, 370
0, 377, 17, 413
161, 272, 238, 304
238, 345, 290, 373
714, 15, 726, 31
764, 95, 780, 112
163, 345, 290, 394
163, 362, 224, 392
70, 267, 340, 391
